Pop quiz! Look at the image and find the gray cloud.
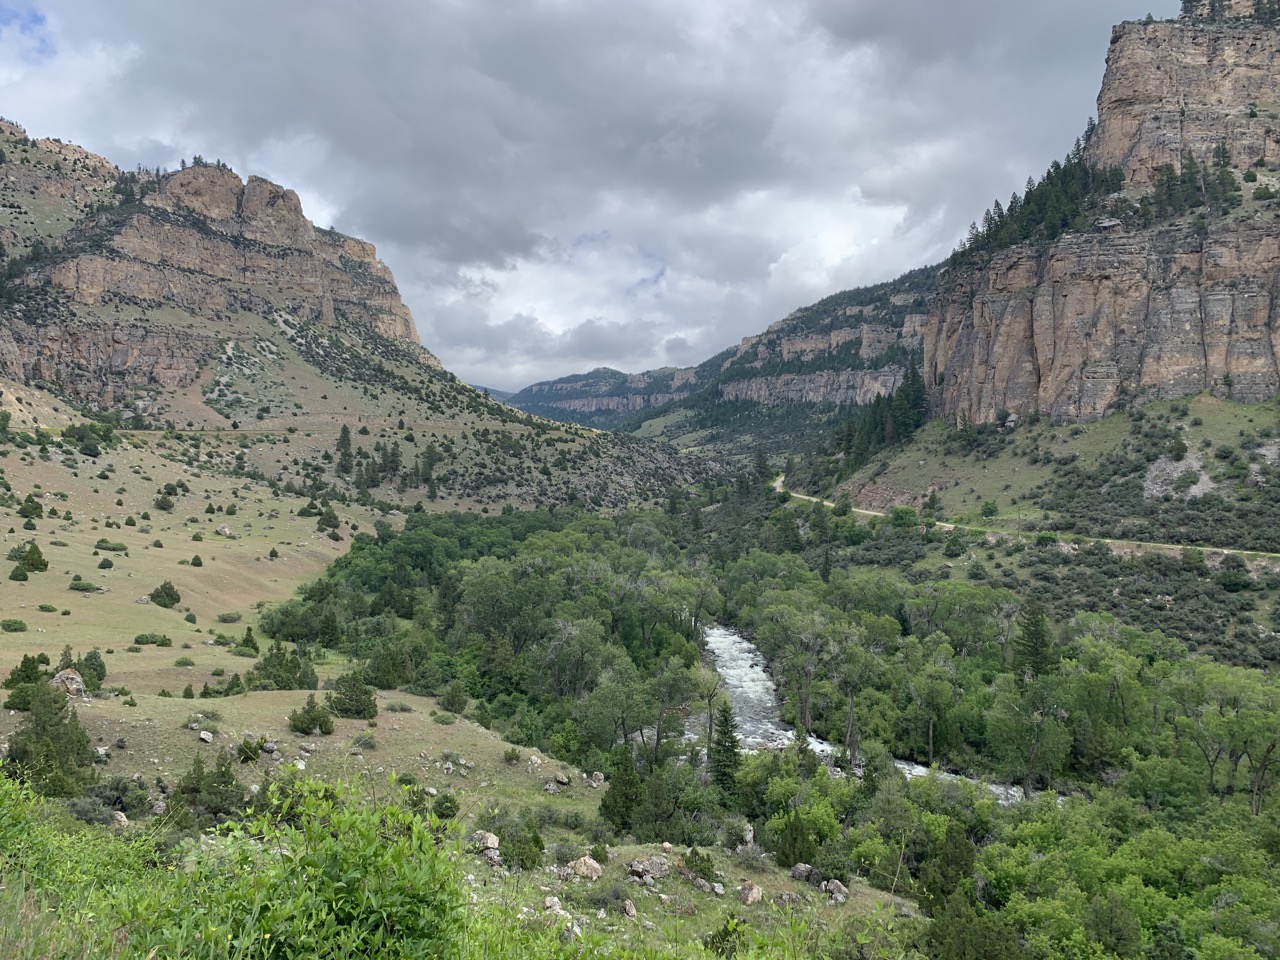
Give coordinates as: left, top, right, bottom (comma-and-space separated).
0, 0, 1179, 390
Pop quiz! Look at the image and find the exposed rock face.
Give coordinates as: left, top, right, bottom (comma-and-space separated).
718, 368, 903, 406
926, 221, 1280, 424
927, 15, 1280, 424
1, 158, 435, 408
1088, 18, 1280, 187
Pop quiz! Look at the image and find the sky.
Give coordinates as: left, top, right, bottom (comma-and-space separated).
0, 0, 1179, 392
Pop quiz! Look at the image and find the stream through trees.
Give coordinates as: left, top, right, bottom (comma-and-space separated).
701, 625, 1025, 805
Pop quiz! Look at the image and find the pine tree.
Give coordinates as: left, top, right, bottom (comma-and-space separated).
7, 680, 95, 797
599, 746, 643, 833
1013, 599, 1054, 677
326, 671, 377, 719
708, 700, 741, 801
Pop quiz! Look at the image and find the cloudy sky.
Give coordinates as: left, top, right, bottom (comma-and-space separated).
0, 0, 1178, 391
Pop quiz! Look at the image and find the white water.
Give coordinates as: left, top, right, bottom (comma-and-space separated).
701, 625, 1024, 805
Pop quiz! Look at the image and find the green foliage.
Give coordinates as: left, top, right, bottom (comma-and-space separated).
245, 640, 317, 691
709, 700, 741, 801
1, 618, 28, 632
599, 747, 643, 834
148, 580, 181, 608
5, 680, 94, 797
432, 792, 459, 820
288, 692, 334, 735
954, 121, 1125, 258
439, 679, 468, 714
326, 671, 377, 719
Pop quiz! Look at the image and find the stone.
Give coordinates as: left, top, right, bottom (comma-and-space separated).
627, 856, 670, 882
49, 669, 86, 698
198, 730, 214, 743
568, 856, 603, 881
590, 771, 605, 788
111, 811, 128, 828
738, 881, 763, 906
473, 832, 500, 852
790, 863, 814, 883
554, 772, 570, 786
826, 878, 849, 900
622, 899, 637, 920
712, 883, 725, 897
543, 782, 561, 795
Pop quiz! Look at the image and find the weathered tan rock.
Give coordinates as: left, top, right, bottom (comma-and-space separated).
926, 208, 1280, 425
738, 881, 763, 906
49, 669, 86, 698
0, 160, 438, 409
569, 856, 603, 881
927, 16, 1280, 425
1089, 18, 1280, 188
718, 369, 903, 406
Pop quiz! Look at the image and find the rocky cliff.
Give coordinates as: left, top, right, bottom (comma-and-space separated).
926, 13, 1280, 425
0, 126, 435, 409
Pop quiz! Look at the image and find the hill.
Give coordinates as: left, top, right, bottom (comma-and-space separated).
0, 119, 711, 513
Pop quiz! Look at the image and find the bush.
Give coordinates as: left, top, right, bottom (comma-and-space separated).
385, 701, 413, 713
216, 612, 242, 624
352, 731, 377, 751
288, 693, 334, 735
503, 747, 522, 765
148, 580, 181, 608
174, 657, 195, 668
37, 604, 56, 613
439, 680, 468, 714
229, 646, 258, 659
326, 672, 377, 720
1, 619, 27, 633
97, 558, 113, 569
432, 792, 460, 820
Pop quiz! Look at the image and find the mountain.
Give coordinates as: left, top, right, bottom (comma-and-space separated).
509, 265, 933, 453
927, 8, 1280, 425
0, 120, 711, 510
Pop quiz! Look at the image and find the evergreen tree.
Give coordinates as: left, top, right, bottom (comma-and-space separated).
599, 746, 643, 833
7, 679, 95, 797
708, 700, 742, 801
1013, 599, 1054, 677
326, 671, 377, 719
336, 424, 354, 476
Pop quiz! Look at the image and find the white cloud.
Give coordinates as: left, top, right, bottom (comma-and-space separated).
0, 0, 1180, 390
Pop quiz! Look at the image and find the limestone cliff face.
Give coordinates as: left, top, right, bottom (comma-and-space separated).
1087, 18, 1280, 187
925, 221, 1280, 423
1, 159, 436, 406
717, 368, 904, 406
49, 165, 425, 345
927, 14, 1280, 424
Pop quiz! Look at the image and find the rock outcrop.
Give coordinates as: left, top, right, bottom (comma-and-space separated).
926, 13, 1280, 424
1087, 17, 1280, 187
0, 146, 436, 409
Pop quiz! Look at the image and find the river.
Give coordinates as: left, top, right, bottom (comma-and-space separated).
701, 625, 1024, 805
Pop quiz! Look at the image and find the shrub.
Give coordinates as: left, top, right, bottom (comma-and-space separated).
503, 747, 522, 765
216, 612, 242, 624
148, 580, 181, 608
174, 657, 195, 668
439, 680, 468, 714
385, 701, 413, 713
1, 619, 28, 633
97, 558, 113, 569
229, 646, 258, 658
288, 693, 334, 735
237, 736, 267, 763
352, 731, 377, 751
68, 580, 96, 592
183, 612, 197, 624
326, 672, 377, 720
432, 792, 460, 820
37, 604, 55, 613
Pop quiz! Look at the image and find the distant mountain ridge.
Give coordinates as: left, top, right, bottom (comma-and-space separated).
508, 265, 933, 453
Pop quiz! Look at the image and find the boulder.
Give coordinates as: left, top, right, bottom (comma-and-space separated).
738, 881, 763, 906
627, 856, 670, 881
590, 771, 605, 788
622, 899, 637, 920
568, 856, 603, 881
49, 669, 86, 698
473, 831, 500, 852
790, 863, 814, 882
198, 730, 214, 743
555, 772, 570, 786
111, 811, 128, 829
